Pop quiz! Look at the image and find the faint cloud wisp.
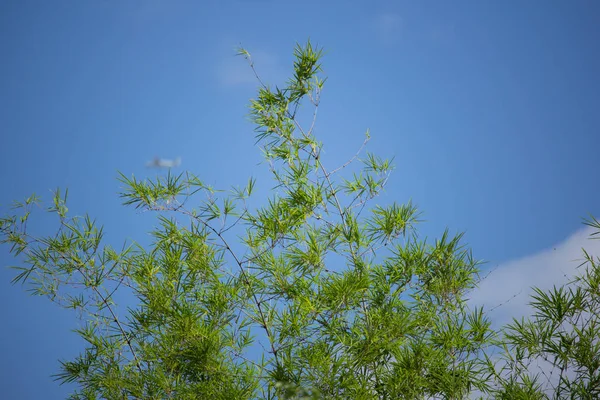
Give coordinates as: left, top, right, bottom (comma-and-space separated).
469, 225, 600, 328
374, 13, 403, 44
217, 47, 285, 87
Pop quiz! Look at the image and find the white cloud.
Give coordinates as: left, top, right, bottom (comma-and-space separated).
468, 226, 600, 395
468, 225, 600, 328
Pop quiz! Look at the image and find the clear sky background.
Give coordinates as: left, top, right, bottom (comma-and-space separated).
1, 1, 599, 398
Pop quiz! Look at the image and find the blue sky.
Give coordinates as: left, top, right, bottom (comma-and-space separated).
1, 1, 599, 398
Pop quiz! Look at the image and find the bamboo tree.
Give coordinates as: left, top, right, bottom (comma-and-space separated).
2, 41, 495, 399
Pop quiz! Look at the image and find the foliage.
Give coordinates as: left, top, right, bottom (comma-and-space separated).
488, 216, 600, 399
2, 41, 497, 399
